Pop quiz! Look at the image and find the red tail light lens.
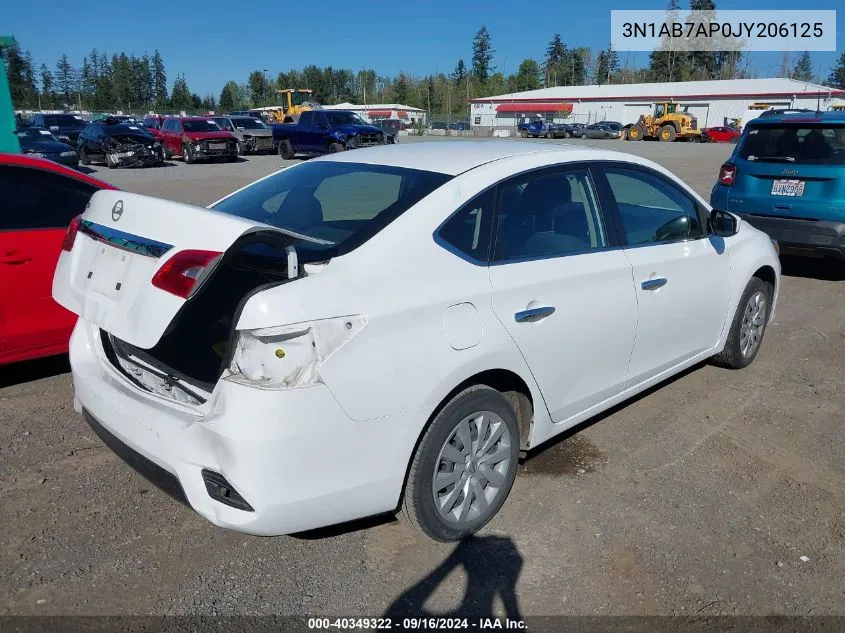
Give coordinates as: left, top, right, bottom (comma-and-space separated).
61, 215, 83, 252
718, 163, 736, 186
151, 249, 222, 298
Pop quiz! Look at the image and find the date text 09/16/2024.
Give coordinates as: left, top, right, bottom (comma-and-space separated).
307, 617, 527, 630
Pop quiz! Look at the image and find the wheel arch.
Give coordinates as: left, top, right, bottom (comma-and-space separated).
395, 367, 539, 512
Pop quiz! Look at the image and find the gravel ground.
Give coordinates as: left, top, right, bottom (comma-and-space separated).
2, 137, 844, 619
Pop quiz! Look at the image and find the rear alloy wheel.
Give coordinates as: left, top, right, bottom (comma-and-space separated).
712, 277, 771, 369
278, 140, 295, 160
401, 385, 519, 542
328, 142, 344, 153
659, 125, 677, 142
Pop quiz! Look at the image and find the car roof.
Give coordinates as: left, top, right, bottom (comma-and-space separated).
749, 111, 845, 125
0, 152, 117, 189
311, 140, 646, 176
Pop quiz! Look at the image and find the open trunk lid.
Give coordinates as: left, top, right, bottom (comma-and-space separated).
52, 189, 297, 349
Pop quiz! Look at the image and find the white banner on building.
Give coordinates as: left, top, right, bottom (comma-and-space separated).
611, 10, 837, 52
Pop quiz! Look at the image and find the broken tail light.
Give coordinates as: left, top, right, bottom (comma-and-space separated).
226, 316, 367, 389
718, 163, 737, 186
151, 249, 222, 299
62, 215, 83, 252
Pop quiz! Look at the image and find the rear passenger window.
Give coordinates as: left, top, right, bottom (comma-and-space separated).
0, 166, 97, 230
493, 169, 607, 261
437, 189, 494, 262
603, 167, 704, 246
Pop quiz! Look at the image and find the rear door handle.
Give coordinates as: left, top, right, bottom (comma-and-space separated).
514, 306, 555, 323
641, 277, 667, 291
0, 251, 32, 265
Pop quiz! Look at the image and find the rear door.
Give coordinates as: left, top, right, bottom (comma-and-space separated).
52, 189, 295, 349
597, 164, 732, 383
0, 165, 100, 355
488, 165, 638, 424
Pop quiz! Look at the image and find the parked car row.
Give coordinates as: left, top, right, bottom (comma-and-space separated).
519, 119, 741, 144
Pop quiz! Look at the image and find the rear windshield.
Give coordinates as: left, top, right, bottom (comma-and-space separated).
738, 123, 845, 165
44, 114, 85, 127
211, 161, 452, 260
231, 117, 267, 129
183, 120, 220, 132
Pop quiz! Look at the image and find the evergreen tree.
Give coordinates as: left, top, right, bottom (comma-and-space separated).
543, 34, 568, 86
152, 50, 168, 106
170, 74, 193, 110
393, 73, 409, 104
452, 59, 467, 86
55, 54, 74, 105
219, 80, 240, 111
471, 26, 495, 83
248, 70, 266, 106
827, 52, 845, 89
792, 52, 814, 82
595, 45, 618, 85
1, 38, 37, 108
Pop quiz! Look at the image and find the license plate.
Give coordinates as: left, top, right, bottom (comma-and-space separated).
209, 142, 226, 150
771, 179, 805, 197
116, 152, 134, 158
87, 247, 132, 299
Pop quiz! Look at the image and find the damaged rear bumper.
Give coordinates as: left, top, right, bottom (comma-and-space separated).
69, 319, 421, 535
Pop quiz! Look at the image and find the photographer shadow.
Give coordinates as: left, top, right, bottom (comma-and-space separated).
383, 535, 523, 625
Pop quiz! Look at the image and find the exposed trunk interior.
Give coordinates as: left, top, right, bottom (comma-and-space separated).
106, 231, 300, 391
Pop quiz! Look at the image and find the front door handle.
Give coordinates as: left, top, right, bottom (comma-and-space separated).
515, 306, 555, 323
641, 277, 667, 291
0, 251, 32, 265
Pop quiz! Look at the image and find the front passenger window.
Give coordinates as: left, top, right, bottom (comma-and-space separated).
493, 169, 607, 261
604, 168, 704, 246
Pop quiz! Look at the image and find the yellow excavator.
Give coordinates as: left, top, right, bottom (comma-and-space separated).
265, 89, 318, 123
626, 102, 702, 142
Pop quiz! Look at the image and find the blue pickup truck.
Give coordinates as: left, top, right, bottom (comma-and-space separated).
518, 119, 579, 139
273, 110, 388, 159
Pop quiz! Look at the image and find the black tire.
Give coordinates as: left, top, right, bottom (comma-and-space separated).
520, 130, 528, 138
278, 139, 294, 160
580, 132, 587, 139
400, 385, 520, 542
184, 144, 195, 164
711, 277, 772, 370
563, 131, 571, 138
78, 147, 90, 166
658, 125, 677, 142
328, 142, 344, 153
627, 125, 644, 141
226, 152, 238, 163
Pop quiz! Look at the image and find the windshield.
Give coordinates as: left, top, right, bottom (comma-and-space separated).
183, 120, 221, 132
324, 111, 367, 126
44, 114, 85, 128
739, 123, 845, 165
16, 129, 58, 141
212, 118, 234, 131
232, 117, 268, 130
290, 91, 311, 106
211, 162, 452, 260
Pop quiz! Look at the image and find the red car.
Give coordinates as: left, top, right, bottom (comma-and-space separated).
158, 117, 238, 163
0, 153, 115, 364
702, 126, 741, 143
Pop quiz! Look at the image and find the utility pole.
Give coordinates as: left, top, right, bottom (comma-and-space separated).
262, 69, 269, 104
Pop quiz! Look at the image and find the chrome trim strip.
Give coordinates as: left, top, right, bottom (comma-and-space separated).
79, 220, 173, 258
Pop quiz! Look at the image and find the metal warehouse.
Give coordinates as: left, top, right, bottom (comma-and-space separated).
470, 78, 845, 132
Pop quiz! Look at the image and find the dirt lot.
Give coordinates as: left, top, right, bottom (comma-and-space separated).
2, 137, 844, 619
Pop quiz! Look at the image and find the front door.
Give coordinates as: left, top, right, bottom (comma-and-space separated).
488, 166, 638, 424
598, 165, 733, 383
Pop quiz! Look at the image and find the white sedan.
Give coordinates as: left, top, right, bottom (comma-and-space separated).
53, 142, 780, 542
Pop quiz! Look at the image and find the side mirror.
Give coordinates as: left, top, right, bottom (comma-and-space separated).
710, 209, 738, 237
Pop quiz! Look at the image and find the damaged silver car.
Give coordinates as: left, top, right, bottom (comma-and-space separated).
211, 116, 274, 155
78, 118, 165, 169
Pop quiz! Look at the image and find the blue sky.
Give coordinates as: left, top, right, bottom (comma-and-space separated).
4, 0, 843, 96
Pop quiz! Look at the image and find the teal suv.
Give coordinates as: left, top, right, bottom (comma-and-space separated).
710, 111, 845, 260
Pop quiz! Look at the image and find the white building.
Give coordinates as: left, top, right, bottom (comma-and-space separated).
322, 102, 426, 125
470, 78, 845, 132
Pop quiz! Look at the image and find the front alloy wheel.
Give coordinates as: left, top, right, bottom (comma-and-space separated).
401, 385, 520, 541
712, 276, 772, 369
